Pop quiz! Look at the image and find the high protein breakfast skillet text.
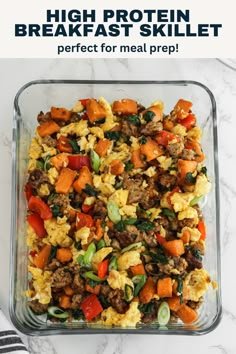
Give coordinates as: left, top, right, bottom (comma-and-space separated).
25, 97, 214, 327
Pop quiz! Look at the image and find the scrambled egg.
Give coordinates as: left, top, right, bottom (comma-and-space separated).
77, 134, 96, 153
143, 166, 156, 177
28, 266, 52, 304
74, 226, 90, 246
59, 120, 89, 137
93, 175, 115, 197
171, 124, 187, 137
28, 159, 37, 171
160, 192, 171, 208
99, 97, 118, 132
147, 207, 161, 221
178, 226, 201, 242
38, 183, 50, 197
170, 192, 195, 212
157, 156, 173, 170
89, 126, 104, 139
184, 268, 211, 302
151, 99, 164, 112
70, 246, 85, 265
130, 136, 140, 151
29, 137, 43, 159
120, 204, 137, 218
101, 301, 141, 327
194, 174, 211, 197
117, 250, 142, 271
109, 189, 129, 208
27, 225, 40, 251
83, 196, 96, 206
71, 100, 84, 113
178, 207, 199, 224
187, 127, 202, 141
103, 227, 112, 246
41, 144, 57, 157
107, 270, 133, 291
44, 217, 72, 247
102, 173, 116, 185
92, 247, 113, 270
47, 167, 59, 185
100, 151, 130, 171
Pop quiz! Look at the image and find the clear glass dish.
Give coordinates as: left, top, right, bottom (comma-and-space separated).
10, 80, 221, 335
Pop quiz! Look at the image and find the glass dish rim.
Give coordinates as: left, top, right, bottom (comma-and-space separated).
10, 79, 222, 336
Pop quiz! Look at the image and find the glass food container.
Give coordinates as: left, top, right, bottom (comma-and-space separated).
10, 80, 221, 335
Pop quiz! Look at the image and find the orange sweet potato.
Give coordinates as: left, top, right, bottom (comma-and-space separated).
37, 120, 60, 137
94, 219, 104, 241
64, 286, 75, 296
50, 153, 69, 170
163, 119, 174, 131
177, 304, 198, 324
73, 166, 93, 193
56, 248, 72, 263
167, 296, 182, 312
185, 141, 205, 163
163, 239, 185, 257
181, 229, 191, 244
55, 167, 76, 194
177, 159, 198, 184
86, 99, 106, 123
110, 159, 124, 175
130, 263, 146, 276
140, 138, 163, 162
95, 139, 111, 157
112, 99, 138, 115
174, 99, 193, 119
85, 282, 101, 295
142, 106, 163, 122
59, 295, 72, 309
51, 106, 71, 121
139, 276, 156, 304
34, 244, 51, 269
131, 149, 145, 169
157, 277, 172, 298
172, 280, 188, 299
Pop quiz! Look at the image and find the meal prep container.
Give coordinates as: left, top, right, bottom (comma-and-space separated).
10, 80, 221, 335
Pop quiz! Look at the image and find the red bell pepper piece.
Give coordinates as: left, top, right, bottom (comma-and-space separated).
25, 183, 33, 202
68, 155, 91, 171
198, 220, 206, 240
79, 99, 90, 107
97, 259, 109, 279
167, 186, 182, 209
57, 136, 73, 153
178, 114, 196, 131
76, 212, 94, 229
81, 203, 94, 214
155, 233, 166, 245
28, 196, 52, 220
80, 294, 103, 321
27, 213, 47, 238
155, 131, 180, 146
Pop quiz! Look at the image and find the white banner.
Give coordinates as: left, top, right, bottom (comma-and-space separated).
0, 0, 235, 58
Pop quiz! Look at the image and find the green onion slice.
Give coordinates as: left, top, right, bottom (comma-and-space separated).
48, 306, 69, 319
190, 195, 203, 207
84, 271, 106, 282
107, 201, 121, 223
121, 242, 143, 254
157, 301, 170, 326
132, 274, 147, 296
90, 149, 101, 173
108, 256, 118, 271
83, 242, 96, 266
124, 284, 134, 302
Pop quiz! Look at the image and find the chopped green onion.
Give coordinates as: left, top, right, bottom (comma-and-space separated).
132, 274, 147, 296
107, 201, 121, 223
124, 284, 134, 302
69, 139, 80, 153
36, 160, 44, 169
121, 241, 142, 253
84, 271, 106, 282
77, 254, 85, 266
143, 110, 156, 122
90, 149, 101, 173
115, 180, 123, 190
177, 275, 184, 304
48, 306, 69, 319
44, 155, 51, 171
162, 208, 176, 219
97, 239, 106, 250
83, 242, 96, 266
136, 219, 155, 231
157, 302, 170, 326
190, 195, 203, 207
108, 256, 118, 271
124, 218, 137, 225
82, 183, 99, 196
125, 162, 134, 172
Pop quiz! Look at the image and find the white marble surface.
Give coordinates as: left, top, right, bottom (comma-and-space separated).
0, 58, 236, 354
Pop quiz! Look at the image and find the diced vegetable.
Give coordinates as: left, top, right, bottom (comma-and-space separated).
97, 259, 109, 279
174, 99, 193, 119
155, 233, 166, 245
142, 106, 163, 123
56, 248, 72, 263
124, 284, 134, 302
82, 203, 94, 213
24, 183, 33, 202
28, 196, 52, 220
64, 286, 75, 296
179, 113, 196, 130
57, 136, 73, 153
157, 277, 172, 298
108, 256, 118, 271
140, 137, 163, 161
51, 106, 71, 121
181, 229, 191, 244
34, 244, 51, 269
26, 213, 47, 238
132, 275, 147, 296
48, 306, 69, 319
95, 139, 111, 157
68, 155, 91, 171
166, 186, 182, 209
107, 201, 121, 223
86, 99, 106, 123
110, 159, 124, 175
80, 294, 103, 321
131, 149, 145, 169
157, 301, 170, 326
198, 220, 206, 240
163, 119, 174, 131
163, 240, 185, 257
55, 167, 76, 194
59, 295, 72, 309
185, 141, 205, 162
90, 149, 101, 173
76, 212, 94, 229
177, 159, 198, 184
130, 263, 146, 276
112, 99, 138, 115
50, 153, 69, 170
97, 239, 106, 250
83, 242, 96, 266
121, 241, 142, 253
139, 276, 155, 304
167, 296, 182, 312
190, 195, 203, 207
37, 120, 60, 137
84, 271, 106, 282
155, 131, 180, 146
79, 98, 90, 107
177, 304, 198, 324
85, 281, 101, 295
73, 166, 93, 193
94, 219, 104, 241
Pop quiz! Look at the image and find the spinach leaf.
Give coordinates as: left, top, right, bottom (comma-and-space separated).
201, 166, 207, 176
150, 252, 168, 264
94, 117, 105, 125
49, 246, 58, 261
192, 249, 203, 261
185, 172, 196, 184
136, 219, 155, 231
51, 205, 63, 217
36, 160, 44, 169
71, 309, 84, 320
162, 208, 176, 219
127, 115, 141, 126
115, 180, 123, 190
143, 110, 155, 122
140, 136, 147, 145
69, 139, 80, 153
82, 183, 99, 196
105, 131, 121, 141
125, 162, 134, 172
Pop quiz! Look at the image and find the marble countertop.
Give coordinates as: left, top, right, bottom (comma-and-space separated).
1, 58, 236, 354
